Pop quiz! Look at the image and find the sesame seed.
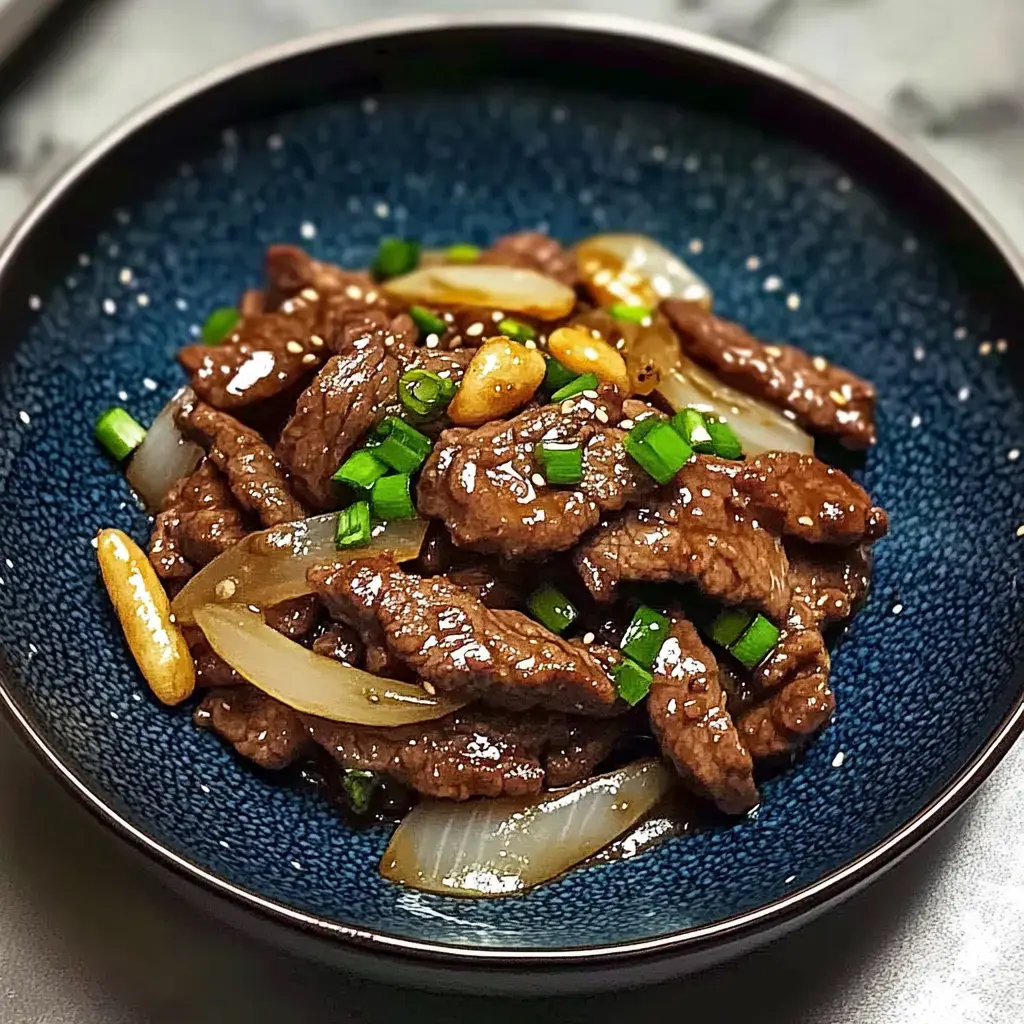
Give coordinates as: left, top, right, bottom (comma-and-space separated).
102, 298, 116, 315
286, 341, 303, 354
1016, 525, 1024, 538
561, 400, 576, 414
832, 751, 846, 768
466, 322, 485, 337
300, 221, 316, 239
426, 336, 439, 349
892, 602, 903, 614
302, 353, 317, 364
910, 414, 922, 428
525, 340, 537, 349
1009, 449, 1020, 461
913, 345, 925, 362
119, 268, 133, 285
797, 515, 814, 527
595, 408, 609, 424
786, 293, 801, 310
582, 632, 596, 645
300, 287, 319, 302
374, 201, 390, 218
344, 285, 364, 300
531, 473, 546, 487
618, 418, 634, 430
581, 389, 600, 400
957, 386, 970, 402
763, 275, 783, 292
214, 579, 237, 600
812, 355, 828, 371
137, 294, 150, 307
979, 341, 992, 356
28, 295, 41, 310
745, 256, 761, 271
309, 334, 324, 348
688, 238, 704, 254
997, 339, 1009, 353
421, 681, 436, 696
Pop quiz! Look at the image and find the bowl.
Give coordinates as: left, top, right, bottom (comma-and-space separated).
0, 12, 1022, 994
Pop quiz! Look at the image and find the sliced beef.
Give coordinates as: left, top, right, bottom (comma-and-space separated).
308, 555, 620, 715
661, 301, 876, 448
446, 563, 520, 609
264, 245, 388, 309
737, 668, 835, 760
311, 623, 365, 666
263, 595, 319, 640
190, 636, 244, 689
177, 400, 305, 527
575, 455, 791, 620
647, 616, 759, 815
731, 452, 888, 545
148, 460, 247, 581
275, 311, 411, 509
308, 707, 627, 800
786, 540, 872, 629
239, 289, 265, 317
478, 231, 579, 288
195, 687, 310, 769
417, 390, 654, 559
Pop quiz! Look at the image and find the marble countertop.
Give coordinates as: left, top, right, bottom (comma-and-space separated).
1, 1, 1022, 1022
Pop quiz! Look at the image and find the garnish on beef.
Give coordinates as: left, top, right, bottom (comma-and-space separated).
661, 301, 877, 448
417, 389, 654, 559
196, 686, 310, 769
308, 555, 621, 716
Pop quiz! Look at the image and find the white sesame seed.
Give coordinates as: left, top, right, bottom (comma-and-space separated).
136, 293, 150, 307
425, 336, 439, 349
997, 339, 1009, 353
1016, 525, 1024, 538
957, 386, 970, 402
421, 681, 436, 696
300, 221, 316, 239
531, 473, 546, 487
618, 418, 634, 430
119, 268, 133, 285
913, 345, 925, 362
745, 256, 761, 271
374, 201, 390, 218
688, 238, 704, 254
979, 341, 992, 356
175, 298, 188, 311
28, 295, 40, 310
466, 322, 485, 337
285, 340, 304, 355
310, 335, 324, 348
1009, 449, 1021, 461
302, 353, 317, 365
832, 751, 846, 768
143, 378, 158, 391
560, 400, 576, 414
786, 293, 801, 310
910, 414, 922, 428
582, 632, 596, 645
582, 389, 599, 399
797, 515, 814, 527
525, 339, 537, 349
763, 275, 783, 292
18, 411, 30, 425
954, 327, 967, 340
595, 408, 609, 424
290, 859, 302, 870
102, 298, 116, 315
300, 287, 319, 302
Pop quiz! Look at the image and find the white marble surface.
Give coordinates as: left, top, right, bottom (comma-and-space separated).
1, 1, 1023, 1022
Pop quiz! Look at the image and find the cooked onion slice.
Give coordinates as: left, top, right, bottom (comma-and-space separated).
382, 265, 575, 320
172, 515, 427, 625
575, 234, 712, 310
380, 759, 674, 897
658, 355, 814, 456
194, 604, 465, 726
126, 388, 203, 511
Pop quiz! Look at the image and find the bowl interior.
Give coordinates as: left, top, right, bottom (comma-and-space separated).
0, 25, 1022, 954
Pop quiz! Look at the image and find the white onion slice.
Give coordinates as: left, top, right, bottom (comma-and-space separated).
380, 759, 674, 897
172, 515, 427, 626
382, 265, 575, 320
575, 233, 712, 310
126, 388, 203, 511
658, 355, 814, 456
194, 604, 465, 726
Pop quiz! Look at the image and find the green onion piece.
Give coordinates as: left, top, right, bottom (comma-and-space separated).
551, 372, 600, 403
672, 408, 715, 454
730, 614, 781, 669
709, 608, 752, 649
94, 407, 147, 462
497, 317, 536, 343
624, 419, 693, 484
201, 306, 240, 346
373, 417, 433, 474
341, 769, 380, 815
399, 369, 457, 418
373, 237, 420, 279
612, 658, 654, 706
332, 449, 389, 489
620, 605, 671, 669
527, 584, 578, 635
409, 305, 447, 339
335, 500, 371, 549
609, 302, 653, 325
543, 355, 578, 393
371, 474, 416, 520
537, 441, 583, 485
706, 417, 744, 460
445, 243, 481, 264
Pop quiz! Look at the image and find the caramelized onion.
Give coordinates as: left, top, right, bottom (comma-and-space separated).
172, 515, 427, 626
380, 759, 674, 897
575, 234, 712, 310
382, 265, 575, 320
195, 604, 465, 725
125, 388, 203, 511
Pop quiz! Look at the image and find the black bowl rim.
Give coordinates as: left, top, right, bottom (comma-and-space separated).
1, 10, 1023, 969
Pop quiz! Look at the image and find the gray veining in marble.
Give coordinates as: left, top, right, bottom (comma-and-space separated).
0, 1, 1022, 1022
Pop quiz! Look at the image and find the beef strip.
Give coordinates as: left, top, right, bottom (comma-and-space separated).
263, 244, 388, 310
311, 623, 365, 666
661, 301, 877, 448
190, 636, 244, 689
417, 390, 655, 559
646, 616, 759, 815
308, 555, 621, 715
148, 460, 247, 581
574, 455, 791, 620
195, 687, 310, 769
446, 563, 520, 609
275, 310, 413, 509
731, 452, 888, 545
786, 540, 872, 629
177, 400, 305, 527
308, 706, 627, 800
477, 231, 580, 288
263, 595, 319, 640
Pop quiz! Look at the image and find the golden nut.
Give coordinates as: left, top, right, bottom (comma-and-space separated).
547, 326, 630, 393
447, 336, 546, 427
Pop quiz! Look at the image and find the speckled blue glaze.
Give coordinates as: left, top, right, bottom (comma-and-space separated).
0, 84, 1022, 953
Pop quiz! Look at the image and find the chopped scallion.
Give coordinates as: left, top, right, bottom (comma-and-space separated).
537, 441, 584, 485
709, 608, 752, 649
341, 769, 380, 814
609, 302, 653, 325
371, 473, 416, 520
706, 417, 744, 460
335, 500, 371, 549
332, 449, 389, 490
399, 369, 457, 418
201, 306, 240, 346
445, 243, 481, 264
373, 237, 420, 279
409, 305, 447, 339
624, 418, 692, 484
620, 605, 671, 669
612, 658, 654, 706
497, 317, 536, 343
94, 407, 147, 462
551, 372, 600, 403
672, 408, 715, 454
730, 614, 781, 668
527, 584, 578, 635
543, 355, 578, 393
373, 417, 433, 474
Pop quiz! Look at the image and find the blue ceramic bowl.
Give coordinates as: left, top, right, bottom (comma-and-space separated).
1, 14, 1022, 992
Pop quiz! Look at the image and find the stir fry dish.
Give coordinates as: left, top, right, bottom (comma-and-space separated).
94, 232, 887, 897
